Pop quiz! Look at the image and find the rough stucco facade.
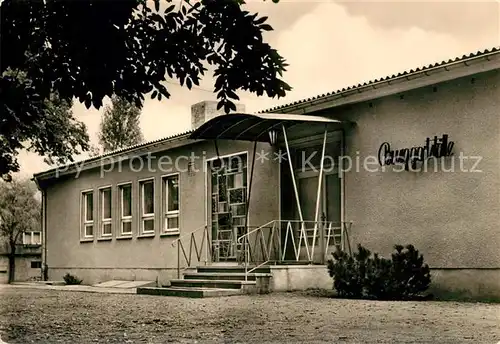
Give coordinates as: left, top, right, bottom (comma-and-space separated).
339, 69, 500, 298
35, 48, 500, 298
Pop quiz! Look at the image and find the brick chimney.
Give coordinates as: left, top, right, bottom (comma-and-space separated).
191, 100, 246, 130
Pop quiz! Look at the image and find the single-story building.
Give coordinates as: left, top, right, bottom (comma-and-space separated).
0, 231, 42, 284
33, 46, 500, 298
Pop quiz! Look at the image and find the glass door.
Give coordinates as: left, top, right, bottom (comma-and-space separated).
209, 154, 247, 261
324, 173, 342, 250
297, 171, 322, 247
295, 170, 341, 261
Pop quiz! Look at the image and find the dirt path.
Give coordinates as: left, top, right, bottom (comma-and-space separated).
0, 287, 499, 343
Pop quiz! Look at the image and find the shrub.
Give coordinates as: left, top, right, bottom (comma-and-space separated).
327, 247, 362, 298
63, 273, 83, 285
390, 244, 431, 299
327, 244, 431, 300
365, 253, 394, 300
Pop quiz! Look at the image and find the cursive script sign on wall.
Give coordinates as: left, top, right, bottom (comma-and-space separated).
378, 134, 454, 170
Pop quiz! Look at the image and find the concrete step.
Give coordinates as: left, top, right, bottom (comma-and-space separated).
197, 265, 271, 274
170, 278, 256, 290
137, 286, 244, 298
35, 280, 66, 286
93, 280, 156, 289
272, 260, 323, 265
183, 272, 271, 281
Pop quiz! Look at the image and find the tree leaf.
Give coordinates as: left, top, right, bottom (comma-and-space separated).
260, 24, 273, 31
165, 4, 175, 13
226, 89, 239, 100
254, 16, 268, 25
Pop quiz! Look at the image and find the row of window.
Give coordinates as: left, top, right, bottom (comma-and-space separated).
81, 174, 180, 240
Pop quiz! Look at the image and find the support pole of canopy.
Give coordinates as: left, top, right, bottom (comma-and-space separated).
213, 140, 222, 167
311, 126, 328, 260
282, 124, 309, 261
243, 140, 257, 280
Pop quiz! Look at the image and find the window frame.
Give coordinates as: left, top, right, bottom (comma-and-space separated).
23, 231, 42, 246
81, 189, 94, 239
99, 185, 113, 237
31, 261, 42, 269
118, 182, 133, 236
162, 173, 180, 234
138, 177, 155, 235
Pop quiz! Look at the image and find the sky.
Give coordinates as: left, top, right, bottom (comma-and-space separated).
17, 0, 500, 179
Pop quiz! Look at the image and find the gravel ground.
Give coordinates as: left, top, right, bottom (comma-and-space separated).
0, 287, 499, 344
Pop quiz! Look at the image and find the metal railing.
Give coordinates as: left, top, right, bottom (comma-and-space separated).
171, 225, 266, 278
172, 225, 211, 279
237, 220, 353, 280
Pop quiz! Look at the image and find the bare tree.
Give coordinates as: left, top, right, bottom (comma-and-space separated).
0, 179, 41, 283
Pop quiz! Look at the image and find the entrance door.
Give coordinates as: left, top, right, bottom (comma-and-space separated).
295, 169, 342, 261
324, 173, 342, 252
209, 154, 247, 262
297, 171, 322, 242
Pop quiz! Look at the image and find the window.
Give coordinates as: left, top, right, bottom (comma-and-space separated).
293, 142, 342, 171
119, 183, 133, 235
23, 231, 41, 245
82, 191, 94, 238
209, 153, 248, 260
31, 261, 42, 269
139, 179, 155, 234
163, 175, 179, 233
100, 187, 112, 237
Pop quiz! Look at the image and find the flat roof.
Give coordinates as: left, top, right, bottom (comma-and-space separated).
189, 112, 346, 142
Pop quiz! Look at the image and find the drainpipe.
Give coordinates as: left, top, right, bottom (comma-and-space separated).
42, 189, 48, 281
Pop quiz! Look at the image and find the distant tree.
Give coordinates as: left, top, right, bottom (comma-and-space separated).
1, 0, 290, 179
98, 96, 145, 153
0, 69, 88, 181
0, 179, 41, 283
88, 145, 102, 158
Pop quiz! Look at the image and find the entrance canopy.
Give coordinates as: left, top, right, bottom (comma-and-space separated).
190, 111, 353, 265
189, 112, 350, 142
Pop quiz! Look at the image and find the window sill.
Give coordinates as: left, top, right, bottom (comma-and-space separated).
97, 237, 113, 242
137, 233, 155, 239
80, 238, 94, 243
160, 230, 180, 237
116, 235, 133, 240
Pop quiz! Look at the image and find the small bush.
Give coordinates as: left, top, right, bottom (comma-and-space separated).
63, 273, 83, 285
327, 244, 431, 300
327, 244, 371, 298
365, 253, 393, 299
390, 244, 431, 299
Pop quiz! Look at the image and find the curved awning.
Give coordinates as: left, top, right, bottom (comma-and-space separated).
189, 112, 350, 142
